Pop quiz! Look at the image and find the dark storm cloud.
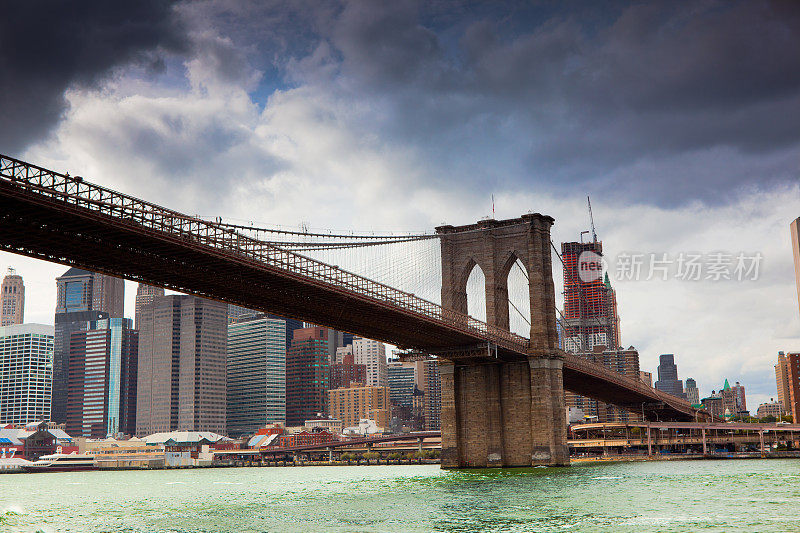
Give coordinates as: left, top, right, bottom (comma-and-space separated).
293, 0, 800, 205
5, 0, 798, 207
0, 0, 188, 153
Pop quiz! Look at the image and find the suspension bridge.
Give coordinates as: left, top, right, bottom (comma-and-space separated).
0, 153, 705, 468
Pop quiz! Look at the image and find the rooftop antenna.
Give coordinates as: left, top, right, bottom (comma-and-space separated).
587, 196, 597, 243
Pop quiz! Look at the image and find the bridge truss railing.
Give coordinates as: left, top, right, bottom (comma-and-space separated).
564, 352, 698, 415
0, 154, 528, 353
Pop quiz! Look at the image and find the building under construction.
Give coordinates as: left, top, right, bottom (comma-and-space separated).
560, 201, 631, 423
560, 240, 621, 353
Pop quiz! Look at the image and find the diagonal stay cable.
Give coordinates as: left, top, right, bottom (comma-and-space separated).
507, 297, 531, 326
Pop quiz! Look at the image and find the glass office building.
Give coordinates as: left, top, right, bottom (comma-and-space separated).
52, 267, 122, 423
136, 295, 227, 436
0, 324, 54, 426
227, 315, 286, 437
66, 318, 138, 437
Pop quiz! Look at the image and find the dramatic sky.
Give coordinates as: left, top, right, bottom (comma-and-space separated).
1, 0, 799, 409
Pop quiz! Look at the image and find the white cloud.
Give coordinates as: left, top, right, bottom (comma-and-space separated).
7, 7, 800, 413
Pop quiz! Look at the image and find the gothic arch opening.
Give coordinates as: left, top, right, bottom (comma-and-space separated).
464, 262, 487, 323
504, 255, 531, 338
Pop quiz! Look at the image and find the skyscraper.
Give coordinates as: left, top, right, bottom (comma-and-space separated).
388, 358, 416, 427
227, 314, 286, 437
227, 304, 252, 324
776, 351, 791, 413
326, 329, 346, 364
227, 304, 304, 352
654, 354, 686, 399
335, 344, 353, 364
685, 378, 700, 405
294, 322, 347, 363
136, 295, 227, 435
55, 268, 124, 317
722, 380, 747, 417
791, 218, 800, 318
1, 267, 24, 326
286, 326, 330, 427
0, 324, 53, 425
353, 337, 388, 387
734, 381, 747, 414
601, 346, 642, 421
52, 268, 120, 423
268, 313, 304, 352
66, 318, 138, 437
560, 240, 620, 353
134, 284, 164, 330
606, 273, 621, 348
719, 379, 742, 418
90, 274, 124, 319
330, 352, 367, 390
412, 356, 441, 430
785, 352, 800, 423
136, 295, 180, 435
342, 332, 354, 348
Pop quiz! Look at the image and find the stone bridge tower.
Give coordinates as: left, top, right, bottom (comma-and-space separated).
435, 214, 568, 468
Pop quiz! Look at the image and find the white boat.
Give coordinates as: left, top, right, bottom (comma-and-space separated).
22, 452, 96, 472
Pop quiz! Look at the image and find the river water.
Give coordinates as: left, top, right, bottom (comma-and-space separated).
2, 459, 799, 532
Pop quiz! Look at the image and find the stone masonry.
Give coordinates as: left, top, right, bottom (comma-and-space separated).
436, 214, 569, 468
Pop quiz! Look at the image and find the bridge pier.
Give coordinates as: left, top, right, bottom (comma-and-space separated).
441, 356, 568, 468
437, 214, 568, 469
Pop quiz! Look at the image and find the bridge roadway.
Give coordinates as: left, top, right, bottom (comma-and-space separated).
0, 154, 700, 421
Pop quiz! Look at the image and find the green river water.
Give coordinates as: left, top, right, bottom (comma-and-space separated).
2, 459, 799, 532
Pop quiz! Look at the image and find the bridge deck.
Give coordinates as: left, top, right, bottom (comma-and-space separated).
0, 154, 701, 421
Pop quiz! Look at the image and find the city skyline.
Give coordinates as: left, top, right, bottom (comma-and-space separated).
0, 235, 790, 415
12, 250, 781, 434
2, 1, 800, 528
1, 0, 799, 416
